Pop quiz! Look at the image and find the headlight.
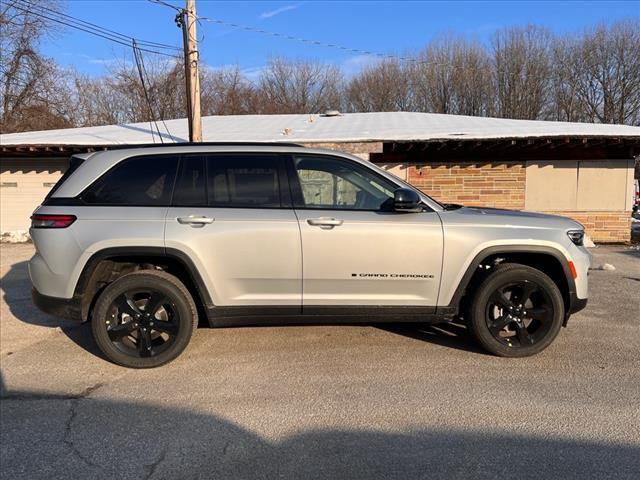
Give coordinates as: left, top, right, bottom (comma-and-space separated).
567, 230, 585, 246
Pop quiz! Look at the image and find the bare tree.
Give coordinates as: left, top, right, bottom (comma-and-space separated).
201, 66, 260, 115
410, 38, 457, 114
492, 25, 554, 119
562, 20, 640, 125
4, 9, 640, 133
72, 57, 187, 127
73, 73, 130, 126
408, 37, 493, 116
257, 57, 343, 114
450, 41, 494, 116
346, 59, 411, 112
549, 36, 585, 122
0, 0, 75, 132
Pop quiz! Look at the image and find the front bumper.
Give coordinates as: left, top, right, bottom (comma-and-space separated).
563, 293, 588, 326
568, 295, 588, 315
32, 288, 82, 321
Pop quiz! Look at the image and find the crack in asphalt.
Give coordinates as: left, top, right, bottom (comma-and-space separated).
62, 383, 105, 471
142, 447, 168, 480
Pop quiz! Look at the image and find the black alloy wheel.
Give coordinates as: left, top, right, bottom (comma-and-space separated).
468, 263, 565, 357
485, 280, 554, 348
106, 289, 180, 358
92, 270, 197, 368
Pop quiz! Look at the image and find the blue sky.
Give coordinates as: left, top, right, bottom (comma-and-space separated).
42, 0, 639, 78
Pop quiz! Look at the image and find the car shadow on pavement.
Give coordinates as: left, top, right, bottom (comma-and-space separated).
1, 260, 107, 361
3, 260, 484, 361
616, 246, 640, 259
377, 321, 488, 355
1, 387, 639, 480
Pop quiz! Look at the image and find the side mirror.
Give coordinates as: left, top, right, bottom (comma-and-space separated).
393, 188, 423, 213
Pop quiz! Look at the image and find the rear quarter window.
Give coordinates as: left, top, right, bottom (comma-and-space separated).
45, 156, 85, 199
81, 155, 178, 206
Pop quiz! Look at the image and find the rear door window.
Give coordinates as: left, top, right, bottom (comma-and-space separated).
172, 156, 206, 206
206, 154, 281, 208
82, 155, 178, 206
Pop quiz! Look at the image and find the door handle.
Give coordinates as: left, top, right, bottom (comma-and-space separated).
177, 215, 214, 227
307, 217, 343, 229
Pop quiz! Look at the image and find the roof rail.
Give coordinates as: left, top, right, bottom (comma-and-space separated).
103, 141, 305, 150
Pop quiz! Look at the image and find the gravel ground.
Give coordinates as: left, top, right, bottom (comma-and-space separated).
1, 243, 639, 480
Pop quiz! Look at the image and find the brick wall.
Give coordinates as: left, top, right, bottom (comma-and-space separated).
398, 159, 630, 243
302, 142, 383, 156
538, 211, 631, 243
407, 162, 526, 209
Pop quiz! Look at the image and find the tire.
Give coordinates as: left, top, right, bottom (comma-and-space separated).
91, 270, 198, 368
467, 263, 564, 357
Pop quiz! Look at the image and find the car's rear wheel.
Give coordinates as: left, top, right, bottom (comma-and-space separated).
91, 270, 198, 368
467, 263, 564, 357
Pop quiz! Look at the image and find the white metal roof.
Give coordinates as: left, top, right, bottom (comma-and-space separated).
1, 111, 638, 146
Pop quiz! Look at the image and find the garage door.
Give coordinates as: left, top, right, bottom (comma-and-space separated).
1, 159, 67, 232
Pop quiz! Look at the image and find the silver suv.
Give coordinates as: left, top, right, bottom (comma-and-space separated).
30, 144, 590, 368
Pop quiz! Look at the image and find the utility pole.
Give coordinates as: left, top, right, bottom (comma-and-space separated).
179, 0, 202, 142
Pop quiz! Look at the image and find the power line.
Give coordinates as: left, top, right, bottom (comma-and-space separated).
194, 14, 575, 81
146, 0, 572, 83
196, 15, 417, 63
148, 0, 206, 49
11, 0, 181, 58
133, 41, 177, 143
147, 0, 182, 12
17, 0, 181, 51
132, 41, 163, 144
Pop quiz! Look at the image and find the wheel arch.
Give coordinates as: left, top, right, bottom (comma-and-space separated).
446, 245, 576, 319
73, 247, 213, 321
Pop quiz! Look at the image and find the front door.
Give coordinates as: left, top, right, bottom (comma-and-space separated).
165, 153, 302, 308
289, 154, 443, 307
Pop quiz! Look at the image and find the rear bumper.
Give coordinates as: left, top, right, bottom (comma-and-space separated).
32, 288, 82, 321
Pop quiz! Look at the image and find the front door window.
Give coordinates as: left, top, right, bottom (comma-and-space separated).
293, 156, 396, 211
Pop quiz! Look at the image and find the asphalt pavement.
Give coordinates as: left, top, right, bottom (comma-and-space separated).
1, 243, 639, 479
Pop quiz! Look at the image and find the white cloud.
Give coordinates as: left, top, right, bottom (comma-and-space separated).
241, 65, 267, 82
80, 55, 130, 69
88, 58, 119, 65
341, 54, 380, 77
259, 3, 302, 19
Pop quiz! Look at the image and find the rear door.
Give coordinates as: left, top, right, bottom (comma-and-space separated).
164, 153, 302, 309
289, 154, 443, 308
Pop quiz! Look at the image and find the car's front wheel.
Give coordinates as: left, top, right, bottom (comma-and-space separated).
91, 270, 198, 368
467, 263, 565, 357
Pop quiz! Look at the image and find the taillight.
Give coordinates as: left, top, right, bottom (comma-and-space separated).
30, 214, 77, 228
